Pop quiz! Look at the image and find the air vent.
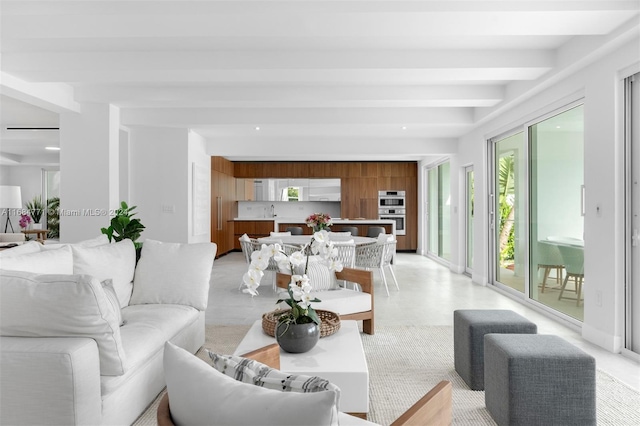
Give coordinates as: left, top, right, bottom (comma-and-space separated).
5, 126, 59, 131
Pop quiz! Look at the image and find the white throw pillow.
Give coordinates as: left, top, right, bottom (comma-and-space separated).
73, 239, 136, 307
102, 279, 124, 326
0, 270, 127, 376
305, 261, 339, 291
0, 241, 41, 258
207, 351, 341, 411
0, 245, 73, 274
164, 342, 339, 426
130, 239, 217, 310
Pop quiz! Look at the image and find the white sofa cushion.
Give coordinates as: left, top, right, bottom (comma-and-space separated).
102, 279, 124, 326
0, 245, 73, 274
40, 234, 110, 251
130, 240, 217, 310
73, 239, 136, 307
0, 270, 127, 376
0, 241, 41, 258
279, 287, 371, 316
164, 342, 339, 426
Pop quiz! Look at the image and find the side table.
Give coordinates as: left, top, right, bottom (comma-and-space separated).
22, 229, 48, 243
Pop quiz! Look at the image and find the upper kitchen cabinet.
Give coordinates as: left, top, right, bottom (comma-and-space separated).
252, 178, 340, 201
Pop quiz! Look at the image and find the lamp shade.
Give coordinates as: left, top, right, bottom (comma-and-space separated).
0, 186, 22, 209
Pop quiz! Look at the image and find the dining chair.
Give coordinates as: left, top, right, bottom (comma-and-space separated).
537, 240, 564, 293
355, 236, 398, 296
556, 244, 585, 306
366, 226, 386, 238
238, 235, 260, 290
332, 240, 357, 289
285, 226, 303, 235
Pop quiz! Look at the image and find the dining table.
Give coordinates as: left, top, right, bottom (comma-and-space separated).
257, 235, 377, 247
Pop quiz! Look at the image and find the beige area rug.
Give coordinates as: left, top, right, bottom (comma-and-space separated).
134, 325, 640, 426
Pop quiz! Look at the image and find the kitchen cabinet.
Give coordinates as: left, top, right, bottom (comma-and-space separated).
233, 220, 274, 250
211, 158, 235, 257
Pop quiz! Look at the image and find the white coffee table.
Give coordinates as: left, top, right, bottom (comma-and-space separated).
234, 319, 370, 418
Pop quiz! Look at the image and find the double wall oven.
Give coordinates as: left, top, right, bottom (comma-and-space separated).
378, 191, 406, 235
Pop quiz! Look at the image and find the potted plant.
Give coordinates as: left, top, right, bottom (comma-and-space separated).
101, 201, 146, 260
242, 230, 343, 352
46, 197, 60, 239
25, 196, 44, 229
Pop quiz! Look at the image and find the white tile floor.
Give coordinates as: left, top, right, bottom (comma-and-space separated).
206, 251, 640, 391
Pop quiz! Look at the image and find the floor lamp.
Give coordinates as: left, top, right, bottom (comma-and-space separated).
0, 186, 22, 233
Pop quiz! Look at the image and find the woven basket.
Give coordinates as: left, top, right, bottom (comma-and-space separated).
262, 309, 341, 338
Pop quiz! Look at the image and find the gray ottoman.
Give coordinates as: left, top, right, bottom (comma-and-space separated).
453, 309, 536, 390
484, 334, 596, 426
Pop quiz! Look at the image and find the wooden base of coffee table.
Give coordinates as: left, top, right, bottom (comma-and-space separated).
234, 319, 369, 417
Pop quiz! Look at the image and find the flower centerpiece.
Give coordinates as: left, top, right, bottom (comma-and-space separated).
305, 212, 333, 232
242, 230, 343, 352
19, 214, 32, 230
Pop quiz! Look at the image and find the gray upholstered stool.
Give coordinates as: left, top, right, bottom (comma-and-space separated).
484, 334, 596, 426
453, 309, 536, 390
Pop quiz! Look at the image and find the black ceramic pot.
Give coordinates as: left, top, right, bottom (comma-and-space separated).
275, 321, 320, 353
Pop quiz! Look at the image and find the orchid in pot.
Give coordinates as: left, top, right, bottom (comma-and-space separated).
242, 230, 343, 352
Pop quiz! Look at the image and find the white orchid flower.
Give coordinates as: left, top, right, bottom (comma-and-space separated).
262, 243, 281, 258
250, 250, 268, 271
288, 251, 306, 267
242, 269, 264, 296
326, 258, 344, 272
297, 292, 314, 309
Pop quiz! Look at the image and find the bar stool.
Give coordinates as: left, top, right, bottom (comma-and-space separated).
366, 226, 385, 237
342, 226, 358, 236
285, 226, 303, 235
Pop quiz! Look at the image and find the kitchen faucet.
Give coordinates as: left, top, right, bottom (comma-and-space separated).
270, 204, 276, 217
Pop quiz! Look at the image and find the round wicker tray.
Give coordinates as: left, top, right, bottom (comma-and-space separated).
262, 309, 341, 338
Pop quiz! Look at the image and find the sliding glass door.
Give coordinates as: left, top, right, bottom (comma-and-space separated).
492, 132, 526, 293
626, 73, 640, 354
530, 105, 585, 320
427, 161, 451, 261
490, 103, 585, 321
465, 166, 474, 274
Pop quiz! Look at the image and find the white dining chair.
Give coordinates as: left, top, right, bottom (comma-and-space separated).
332, 240, 357, 289
355, 236, 399, 296
557, 244, 585, 306
537, 240, 564, 293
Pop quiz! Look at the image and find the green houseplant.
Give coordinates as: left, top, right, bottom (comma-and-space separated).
101, 201, 145, 251
25, 196, 44, 226
46, 197, 60, 239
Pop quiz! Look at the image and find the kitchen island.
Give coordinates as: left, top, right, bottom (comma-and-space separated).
233, 217, 395, 250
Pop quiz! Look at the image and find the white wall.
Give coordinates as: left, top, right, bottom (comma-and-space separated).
187, 131, 211, 244
456, 39, 640, 352
59, 103, 120, 243
129, 127, 189, 243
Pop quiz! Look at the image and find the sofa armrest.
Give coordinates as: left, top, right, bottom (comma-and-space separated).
1, 336, 102, 425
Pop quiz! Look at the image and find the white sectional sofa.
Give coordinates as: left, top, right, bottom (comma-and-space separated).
0, 236, 217, 425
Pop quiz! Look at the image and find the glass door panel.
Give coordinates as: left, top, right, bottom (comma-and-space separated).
439, 162, 451, 260
529, 105, 584, 320
465, 166, 474, 273
427, 167, 438, 255
426, 162, 451, 261
494, 133, 526, 293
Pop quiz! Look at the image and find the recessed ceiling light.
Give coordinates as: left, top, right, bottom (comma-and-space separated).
255, 126, 260, 131
402, 126, 407, 130
45, 146, 61, 151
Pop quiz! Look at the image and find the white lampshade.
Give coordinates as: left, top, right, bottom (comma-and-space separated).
0, 185, 23, 209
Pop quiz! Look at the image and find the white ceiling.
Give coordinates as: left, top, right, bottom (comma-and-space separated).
1, 0, 638, 164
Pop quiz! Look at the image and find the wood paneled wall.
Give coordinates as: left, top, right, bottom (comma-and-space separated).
232, 161, 418, 250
